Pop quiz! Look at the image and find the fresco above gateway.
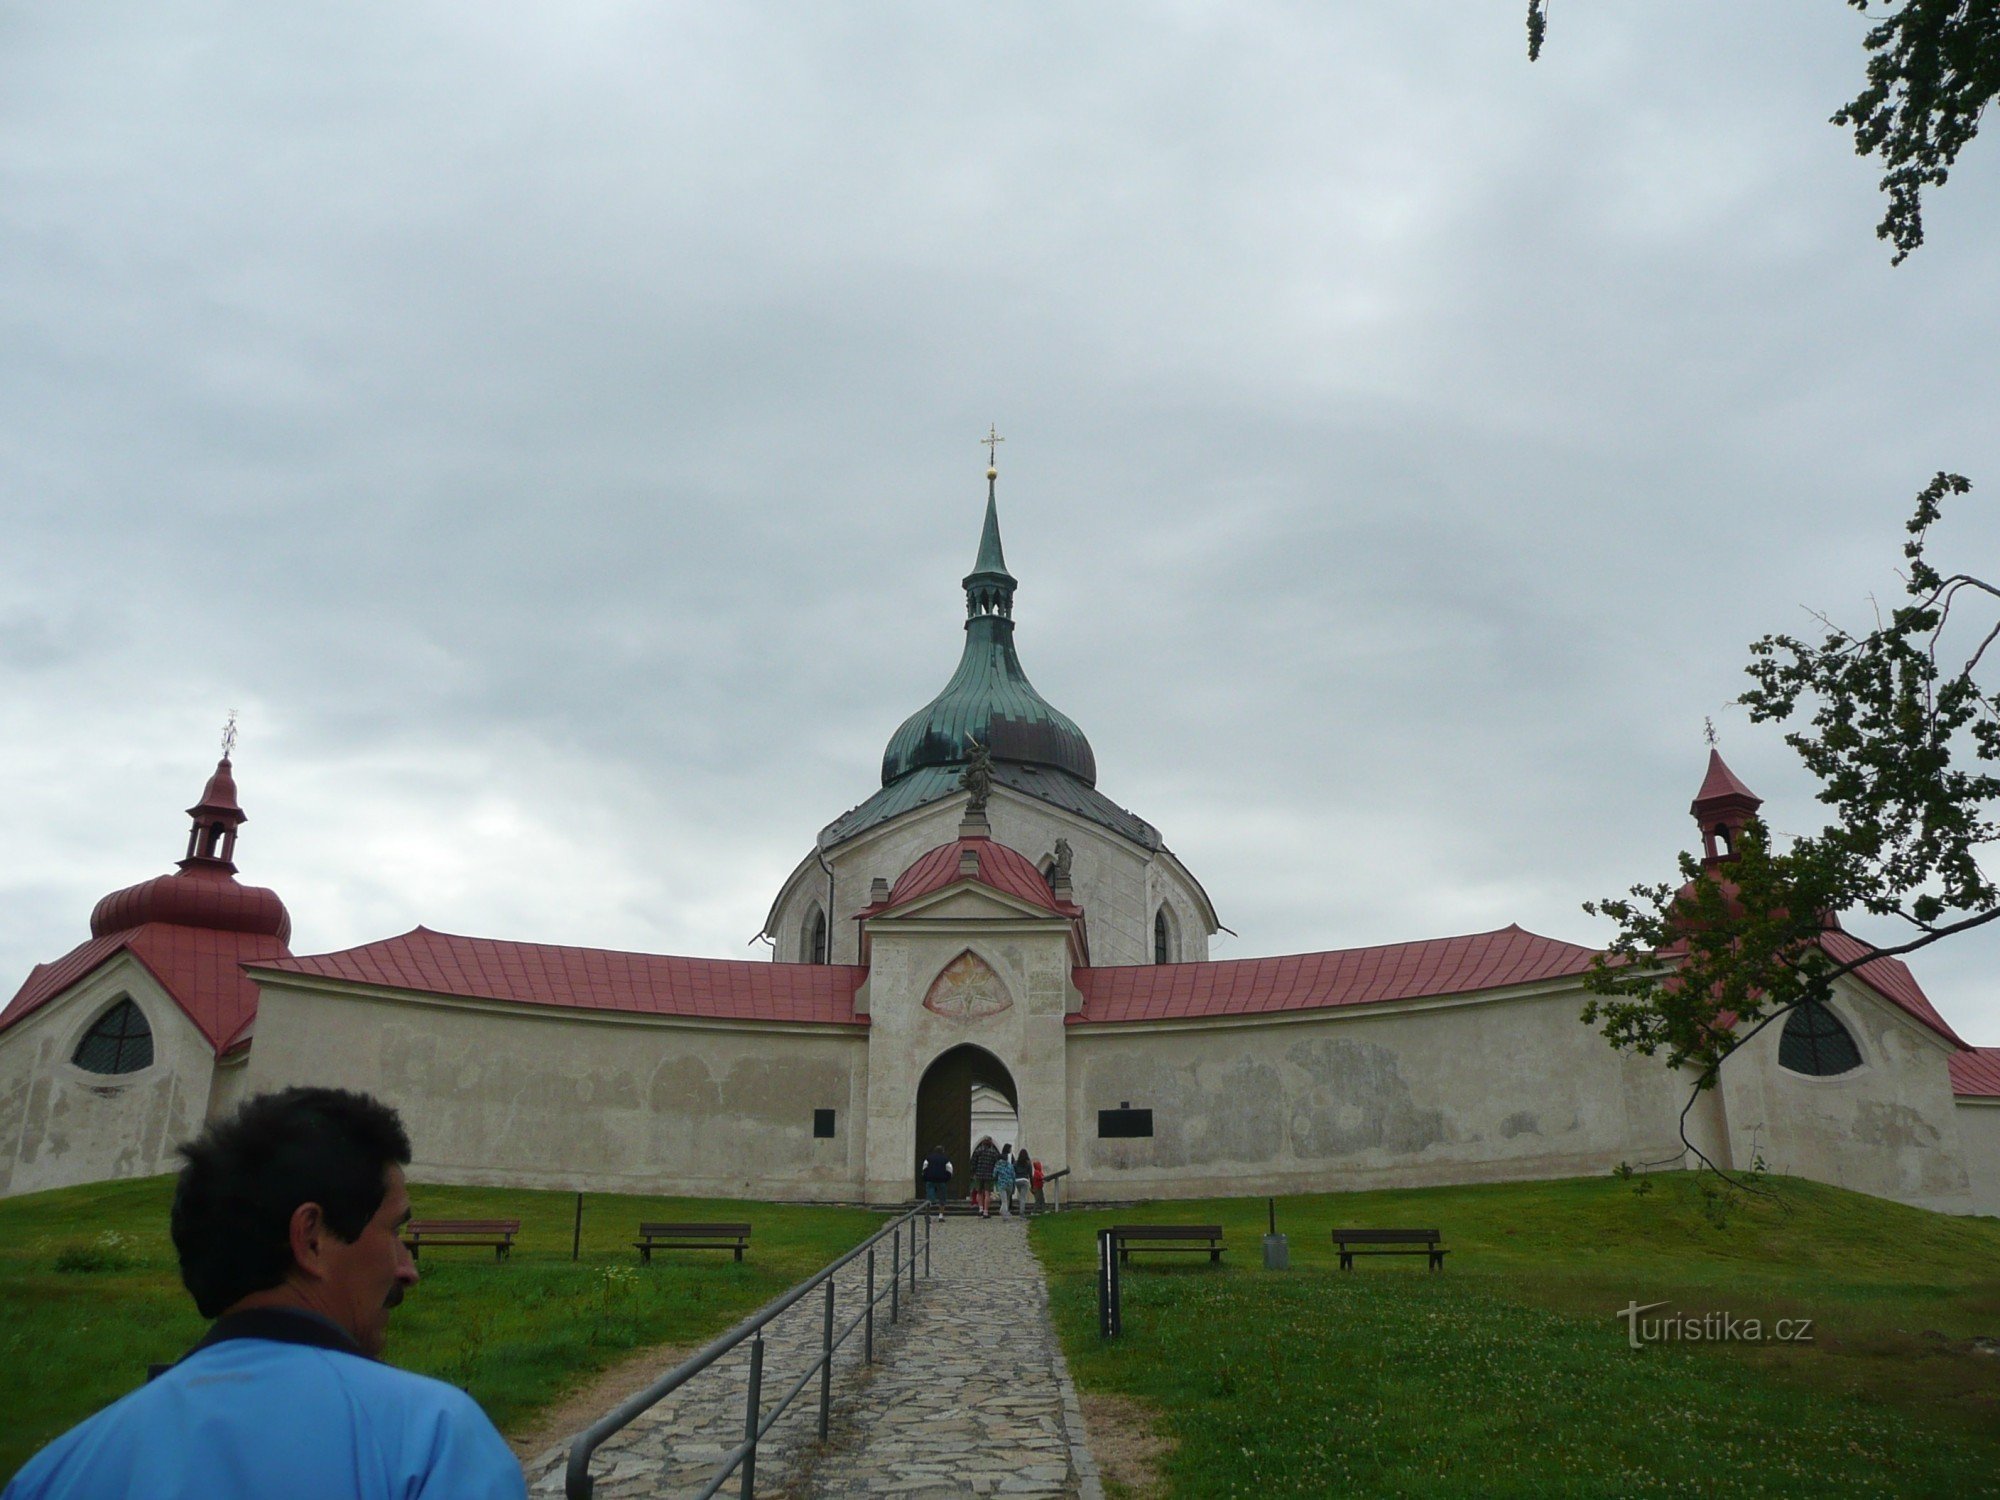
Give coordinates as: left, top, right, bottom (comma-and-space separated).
924, 952, 1013, 1021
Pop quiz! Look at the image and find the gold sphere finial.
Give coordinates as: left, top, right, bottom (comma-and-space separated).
986, 465, 998, 480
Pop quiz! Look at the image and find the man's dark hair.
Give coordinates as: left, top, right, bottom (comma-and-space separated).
171, 1087, 412, 1318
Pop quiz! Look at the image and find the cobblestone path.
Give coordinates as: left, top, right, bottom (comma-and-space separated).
526, 1214, 1100, 1500
795, 1215, 1100, 1500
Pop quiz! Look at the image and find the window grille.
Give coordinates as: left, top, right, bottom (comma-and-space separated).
73, 998, 153, 1075
1778, 1000, 1862, 1077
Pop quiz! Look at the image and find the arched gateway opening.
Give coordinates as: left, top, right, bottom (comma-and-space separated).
914, 1044, 1019, 1199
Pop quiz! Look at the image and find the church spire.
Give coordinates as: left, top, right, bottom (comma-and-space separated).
1690, 747, 1761, 866
877, 437, 1097, 789
181, 714, 247, 872
963, 428, 1016, 619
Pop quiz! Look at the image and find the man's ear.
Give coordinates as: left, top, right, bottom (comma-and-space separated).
288, 1201, 331, 1280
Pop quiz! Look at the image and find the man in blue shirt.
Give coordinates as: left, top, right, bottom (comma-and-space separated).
6, 1086, 525, 1499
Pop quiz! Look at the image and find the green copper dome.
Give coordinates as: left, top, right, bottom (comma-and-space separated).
879, 485, 1098, 789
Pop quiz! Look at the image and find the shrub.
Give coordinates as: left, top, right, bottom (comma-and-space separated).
52, 1230, 136, 1274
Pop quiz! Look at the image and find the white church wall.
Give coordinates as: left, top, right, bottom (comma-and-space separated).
771, 784, 1203, 970
969, 1082, 1021, 1145
0, 957, 215, 1198
858, 903, 1074, 1202
1061, 982, 1690, 1200
244, 982, 871, 1199
205, 1050, 251, 1122
1954, 1101, 2000, 1216
1141, 852, 1211, 965
1714, 983, 1974, 1214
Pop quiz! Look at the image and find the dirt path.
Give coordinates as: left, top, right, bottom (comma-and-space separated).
508, 1339, 690, 1468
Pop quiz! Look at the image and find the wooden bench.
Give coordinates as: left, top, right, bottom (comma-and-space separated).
1332, 1227, 1448, 1271
402, 1219, 520, 1262
1109, 1224, 1224, 1265
633, 1222, 752, 1263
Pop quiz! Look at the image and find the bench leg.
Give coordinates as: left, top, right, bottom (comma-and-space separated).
734, 1247, 744, 1262
1209, 1250, 1221, 1264
1339, 1253, 1352, 1271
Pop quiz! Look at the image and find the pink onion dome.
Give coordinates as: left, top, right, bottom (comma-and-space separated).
91, 867, 292, 943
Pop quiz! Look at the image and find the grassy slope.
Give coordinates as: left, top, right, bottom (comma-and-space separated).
1034, 1174, 2000, 1499
0, 1176, 879, 1482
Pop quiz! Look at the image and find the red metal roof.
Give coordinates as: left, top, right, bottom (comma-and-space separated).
1070, 925, 1600, 1024
91, 867, 291, 943
1691, 749, 1761, 811
884, 837, 1074, 915
1949, 1048, 2000, 1097
256, 927, 868, 1026
0, 923, 290, 1054
1818, 929, 1965, 1048
188, 756, 245, 821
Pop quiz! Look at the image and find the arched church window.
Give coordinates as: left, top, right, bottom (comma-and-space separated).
804, 908, 828, 965
73, 998, 153, 1075
1778, 1000, 1862, 1078
1153, 907, 1173, 965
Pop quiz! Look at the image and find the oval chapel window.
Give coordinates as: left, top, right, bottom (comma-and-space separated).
1778, 999, 1862, 1078
72, 997, 154, 1075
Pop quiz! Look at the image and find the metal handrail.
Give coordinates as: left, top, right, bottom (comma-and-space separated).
1041, 1166, 1070, 1211
565, 1206, 931, 1499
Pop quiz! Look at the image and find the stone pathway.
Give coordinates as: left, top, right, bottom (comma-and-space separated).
528, 1214, 1100, 1500
795, 1215, 1099, 1500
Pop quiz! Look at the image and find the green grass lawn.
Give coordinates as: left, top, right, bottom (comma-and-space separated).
1033, 1174, 2000, 1498
0, 1175, 880, 1482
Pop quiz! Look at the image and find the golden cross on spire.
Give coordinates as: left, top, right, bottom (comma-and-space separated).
220, 709, 240, 760
981, 423, 1004, 470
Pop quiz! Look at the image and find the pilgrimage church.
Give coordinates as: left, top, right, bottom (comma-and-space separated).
3, 461, 1997, 1214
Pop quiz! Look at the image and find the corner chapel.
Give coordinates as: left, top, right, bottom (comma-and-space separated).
3, 458, 1997, 1213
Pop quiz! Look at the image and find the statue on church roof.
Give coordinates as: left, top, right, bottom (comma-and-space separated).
959, 736, 993, 816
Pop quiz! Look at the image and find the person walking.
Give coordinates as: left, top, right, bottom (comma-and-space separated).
969, 1135, 1000, 1218
1012, 1145, 1033, 1215
993, 1145, 1017, 1219
1029, 1155, 1046, 1212
919, 1144, 952, 1220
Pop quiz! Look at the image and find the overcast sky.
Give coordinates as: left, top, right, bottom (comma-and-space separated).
5, 4, 1997, 1045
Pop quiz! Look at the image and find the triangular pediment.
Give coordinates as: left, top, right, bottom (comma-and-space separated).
875, 879, 1062, 923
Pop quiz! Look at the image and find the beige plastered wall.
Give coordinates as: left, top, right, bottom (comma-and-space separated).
858, 891, 1075, 1202
0, 956, 217, 1198
769, 786, 1213, 969
1953, 1100, 2000, 1215
1062, 981, 1698, 1200
243, 979, 870, 1199
1714, 980, 1974, 1213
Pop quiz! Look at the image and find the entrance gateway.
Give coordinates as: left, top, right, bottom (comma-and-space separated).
914, 1044, 1017, 1199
